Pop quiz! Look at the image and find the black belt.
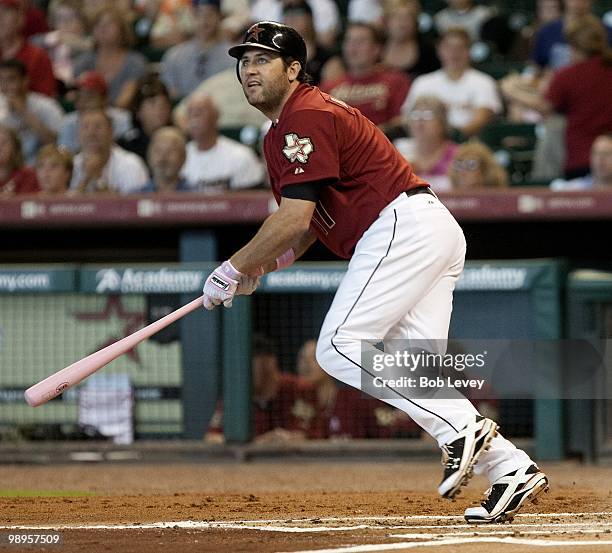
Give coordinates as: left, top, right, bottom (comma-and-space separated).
405, 186, 434, 198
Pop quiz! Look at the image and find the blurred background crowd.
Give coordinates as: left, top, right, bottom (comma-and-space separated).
204, 335, 496, 443
1, 0, 611, 198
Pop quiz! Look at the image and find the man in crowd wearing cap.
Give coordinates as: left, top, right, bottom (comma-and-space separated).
0, 59, 63, 164
160, 0, 234, 101
58, 71, 133, 154
0, 0, 57, 97
200, 21, 549, 525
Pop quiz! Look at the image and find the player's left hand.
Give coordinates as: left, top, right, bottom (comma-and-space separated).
202, 261, 241, 310
236, 273, 261, 296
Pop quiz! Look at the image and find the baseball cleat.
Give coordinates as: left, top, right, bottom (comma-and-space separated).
438, 415, 498, 499
464, 464, 549, 524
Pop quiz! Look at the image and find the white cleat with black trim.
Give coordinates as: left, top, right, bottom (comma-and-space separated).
438, 415, 499, 499
464, 464, 549, 524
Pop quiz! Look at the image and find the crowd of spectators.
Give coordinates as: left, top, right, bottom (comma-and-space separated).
1, 0, 611, 198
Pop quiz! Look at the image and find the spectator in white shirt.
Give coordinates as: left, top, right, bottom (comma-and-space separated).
70, 109, 149, 194
401, 27, 501, 137
181, 93, 265, 193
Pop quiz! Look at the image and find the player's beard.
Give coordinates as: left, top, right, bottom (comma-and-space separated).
244, 72, 291, 114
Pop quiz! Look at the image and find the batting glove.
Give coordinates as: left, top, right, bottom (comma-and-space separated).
202, 261, 241, 310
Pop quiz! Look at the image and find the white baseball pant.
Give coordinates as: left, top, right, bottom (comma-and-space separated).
316, 191, 533, 483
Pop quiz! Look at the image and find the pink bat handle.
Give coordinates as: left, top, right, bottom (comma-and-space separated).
24, 296, 204, 407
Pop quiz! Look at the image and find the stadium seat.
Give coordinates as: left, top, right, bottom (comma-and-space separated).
474, 60, 525, 80
478, 121, 537, 186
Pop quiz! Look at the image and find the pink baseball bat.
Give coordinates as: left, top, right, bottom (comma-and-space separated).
24, 296, 204, 407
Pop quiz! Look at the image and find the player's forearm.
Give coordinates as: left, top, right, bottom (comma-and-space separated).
257, 230, 316, 274
293, 230, 317, 260
230, 210, 312, 275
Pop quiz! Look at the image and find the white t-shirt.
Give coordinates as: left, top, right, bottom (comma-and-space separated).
181, 136, 265, 192
70, 145, 149, 194
402, 68, 502, 130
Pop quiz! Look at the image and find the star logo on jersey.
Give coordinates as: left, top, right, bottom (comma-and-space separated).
247, 25, 264, 42
282, 133, 313, 163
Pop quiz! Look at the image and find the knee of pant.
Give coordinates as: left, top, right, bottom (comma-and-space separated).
316, 328, 356, 374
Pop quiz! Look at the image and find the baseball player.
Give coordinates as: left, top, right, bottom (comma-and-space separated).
201, 21, 549, 523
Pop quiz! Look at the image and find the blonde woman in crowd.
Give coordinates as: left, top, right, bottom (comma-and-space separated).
35, 144, 73, 195
448, 141, 509, 190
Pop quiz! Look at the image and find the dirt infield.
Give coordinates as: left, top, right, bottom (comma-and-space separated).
1, 461, 611, 552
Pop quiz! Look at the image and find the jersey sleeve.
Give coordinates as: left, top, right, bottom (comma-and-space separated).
274, 108, 340, 193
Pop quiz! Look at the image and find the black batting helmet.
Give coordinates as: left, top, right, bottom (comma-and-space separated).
228, 21, 308, 81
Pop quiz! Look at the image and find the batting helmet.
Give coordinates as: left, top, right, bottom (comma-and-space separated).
228, 21, 307, 79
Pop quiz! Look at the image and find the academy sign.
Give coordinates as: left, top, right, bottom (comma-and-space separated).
95, 268, 205, 293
